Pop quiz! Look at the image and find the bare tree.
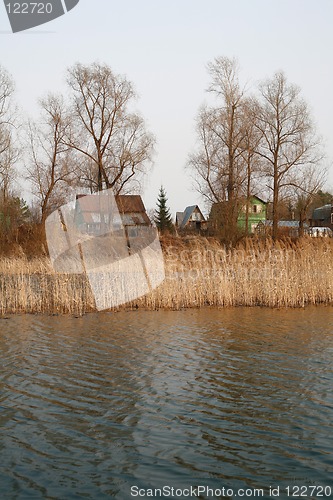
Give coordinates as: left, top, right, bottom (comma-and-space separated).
188, 105, 228, 205
0, 66, 17, 193
26, 94, 74, 225
0, 65, 15, 128
0, 131, 19, 205
0, 66, 20, 232
255, 71, 323, 240
66, 62, 154, 193
239, 98, 264, 234
189, 57, 260, 239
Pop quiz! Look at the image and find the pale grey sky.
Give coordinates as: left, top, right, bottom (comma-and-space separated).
1, 0, 333, 216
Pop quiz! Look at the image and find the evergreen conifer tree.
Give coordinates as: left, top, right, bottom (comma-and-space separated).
154, 186, 174, 232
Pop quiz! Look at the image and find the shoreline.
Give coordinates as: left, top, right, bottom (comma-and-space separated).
1, 236, 332, 315
1, 302, 332, 320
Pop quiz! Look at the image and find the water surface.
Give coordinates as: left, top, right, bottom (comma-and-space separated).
1, 307, 333, 499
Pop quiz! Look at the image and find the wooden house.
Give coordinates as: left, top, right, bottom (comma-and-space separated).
75, 194, 151, 237
176, 205, 206, 232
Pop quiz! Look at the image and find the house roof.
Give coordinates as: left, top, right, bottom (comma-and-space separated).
76, 194, 146, 214
179, 205, 205, 228
312, 204, 332, 220
176, 211, 184, 226
76, 193, 151, 225
260, 220, 309, 228
116, 195, 147, 214
249, 195, 267, 205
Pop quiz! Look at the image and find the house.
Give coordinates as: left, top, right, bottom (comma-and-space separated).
176, 205, 206, 232
75, 193, 151, 237
310, 204, 333, 229
237, 196, 268, 233
209, 196, 267, 234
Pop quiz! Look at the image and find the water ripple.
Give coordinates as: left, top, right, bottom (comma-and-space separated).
1, 307, 333, 498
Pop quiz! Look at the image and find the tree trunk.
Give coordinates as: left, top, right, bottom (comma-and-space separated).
272, 173, 279, 241
245, 154, 251, 235
299, 209, 306, 237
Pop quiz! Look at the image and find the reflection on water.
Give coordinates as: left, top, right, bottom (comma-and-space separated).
0, 307, 333, 499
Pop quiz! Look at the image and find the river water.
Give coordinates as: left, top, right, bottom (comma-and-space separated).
0, 307, 333, 499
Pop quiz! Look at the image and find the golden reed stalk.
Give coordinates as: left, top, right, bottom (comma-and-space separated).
0, 236, 332, 315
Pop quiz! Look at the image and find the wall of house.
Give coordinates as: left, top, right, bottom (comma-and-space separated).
237, 199, 267, 233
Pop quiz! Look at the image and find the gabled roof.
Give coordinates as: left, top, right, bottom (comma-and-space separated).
249, 195, 267, 205
176, 212, 185, 226
76, 194, 147, 214
116, 195, 147, 214
179, 205, 205, 228
75, 194, 151, 225
76, 194, 108, 212
210, 195, 267, 218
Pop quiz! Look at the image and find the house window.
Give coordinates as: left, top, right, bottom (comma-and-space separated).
252, 204, 262, 214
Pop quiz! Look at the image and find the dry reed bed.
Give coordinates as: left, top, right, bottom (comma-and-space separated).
0, 237, 332, 315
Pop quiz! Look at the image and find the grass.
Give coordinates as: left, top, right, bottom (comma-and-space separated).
0, 236, 333, 315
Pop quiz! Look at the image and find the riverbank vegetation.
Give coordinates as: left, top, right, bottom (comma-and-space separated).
1, 236, 332, 315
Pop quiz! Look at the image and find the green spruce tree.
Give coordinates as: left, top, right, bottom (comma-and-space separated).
154, 186, 174, 233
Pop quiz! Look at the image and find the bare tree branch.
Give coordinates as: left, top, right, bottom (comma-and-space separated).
255, 71, 324, 239
25, 94, 74, 225
65, 62, 154, 193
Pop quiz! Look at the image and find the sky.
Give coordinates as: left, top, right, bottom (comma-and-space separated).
1, 0, 333, 217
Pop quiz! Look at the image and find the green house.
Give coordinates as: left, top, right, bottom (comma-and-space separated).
237, 196, 267, 233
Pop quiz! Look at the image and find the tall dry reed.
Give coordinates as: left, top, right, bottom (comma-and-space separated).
0, 237, 332, 314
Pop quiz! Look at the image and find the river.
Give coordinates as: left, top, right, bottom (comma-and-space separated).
1, 307, 333, 499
